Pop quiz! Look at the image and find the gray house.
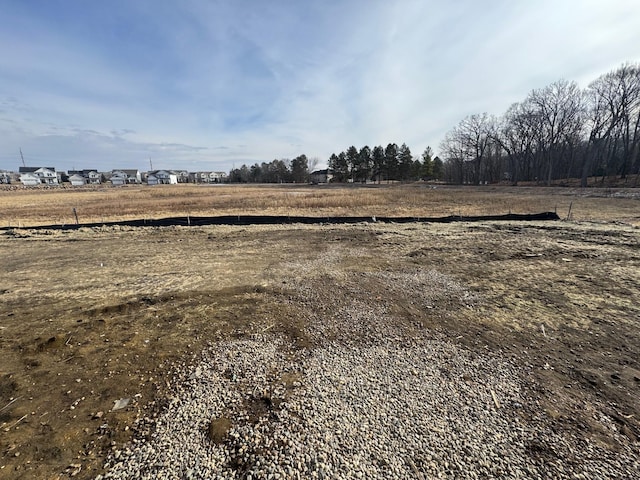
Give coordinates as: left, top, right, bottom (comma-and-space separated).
111, 169, 141, 184
310, 169, 333, 184
68, 169, 102, 184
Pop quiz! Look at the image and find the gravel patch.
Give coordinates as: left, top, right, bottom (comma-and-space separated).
100, 264, 639, 479
101, 337, 638, 479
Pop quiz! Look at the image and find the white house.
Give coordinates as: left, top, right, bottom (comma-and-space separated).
87, 171, 102, 184
18, 166, 59, 185
20, 172, 42, 186
190, 171, 224, 183
34, 167, 59, 184
146, 174, 159, 185
69, 174, 87, 186
154, 170, 178, 184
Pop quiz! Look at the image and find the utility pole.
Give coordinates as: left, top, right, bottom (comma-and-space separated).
19, 148, 25, 167
149, 157, 153, 171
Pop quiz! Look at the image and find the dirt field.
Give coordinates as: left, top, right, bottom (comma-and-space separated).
0, 185, 639, 478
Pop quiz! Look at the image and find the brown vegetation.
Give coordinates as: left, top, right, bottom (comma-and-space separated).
1, 183, 639, 227
0, 185, 639, 479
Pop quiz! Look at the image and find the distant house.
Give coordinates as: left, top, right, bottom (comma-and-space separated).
69, 174, 87, 186
19, 166, 59, 185
19, 172, 42, 186
191, 171, 228, 183
68, 169, 102, 184
174, 170, 190, 183
110, 171, 127, 186
111, 169, 141, 184
35, 167, 59, 184
146, 174, 159, 186
310, 169, 333, 184
0, 170, 12, 184
149, 170, 178, 184
88, 171, 103, 184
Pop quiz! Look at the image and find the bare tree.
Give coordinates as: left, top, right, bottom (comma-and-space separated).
581, 73, 621, 186
440, 127, 467, 184
525, 79, 584, 185
308, 157, 320, 174
610, 64, 640, 180
439, 62, 639, 186
494, 102, 537, 184
441, 113, 495, 184
581, 63, 640, 185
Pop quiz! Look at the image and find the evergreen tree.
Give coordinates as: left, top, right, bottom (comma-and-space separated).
432, 156, 444, 180
384, 143, 399, 181
345, 146, 359, 181
372, 145, 385, 183
421, 146, 434, 179
398, 143, 413, 181
290, 154, 309, 183
249, 163, 262, 182
329, 152, 349, 182
356, 146, 372, 183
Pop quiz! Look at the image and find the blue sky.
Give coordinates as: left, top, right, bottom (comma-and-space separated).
1, 0, 639, 173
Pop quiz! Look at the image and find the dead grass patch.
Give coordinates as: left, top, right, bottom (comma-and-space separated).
2, 183, 639, 227
0, 193, 639, 478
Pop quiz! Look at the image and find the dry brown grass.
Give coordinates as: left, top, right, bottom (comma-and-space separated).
1, 214, 639, 478
1, 183, 639, 227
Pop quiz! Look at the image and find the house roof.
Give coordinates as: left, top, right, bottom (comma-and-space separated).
19, 166, 55, 173
113, 169, 139, 176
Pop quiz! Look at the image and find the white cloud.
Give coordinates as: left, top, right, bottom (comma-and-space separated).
1, 0, 639, 172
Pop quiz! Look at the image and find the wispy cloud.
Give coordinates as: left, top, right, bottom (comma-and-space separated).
1, 0, 639, 172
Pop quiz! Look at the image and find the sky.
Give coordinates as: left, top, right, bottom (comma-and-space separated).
1, 0, 639, 173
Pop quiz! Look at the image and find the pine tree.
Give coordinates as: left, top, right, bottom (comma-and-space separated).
384, 143, 399, 181
398, 143, 413, 181
421, 146, 434, 179
372, 146, 385, 183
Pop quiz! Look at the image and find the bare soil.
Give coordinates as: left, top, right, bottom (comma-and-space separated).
0, 185, 639, 479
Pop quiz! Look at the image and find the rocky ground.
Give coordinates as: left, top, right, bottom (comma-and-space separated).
1, 219, 639, 479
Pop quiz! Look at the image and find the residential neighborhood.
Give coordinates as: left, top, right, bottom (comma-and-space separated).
1, 166, 230, 186
1, 164, 340, 187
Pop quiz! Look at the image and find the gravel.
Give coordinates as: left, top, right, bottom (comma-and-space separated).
100, 267, 640, 479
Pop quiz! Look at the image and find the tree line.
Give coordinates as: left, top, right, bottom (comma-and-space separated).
440, 62, 640, 186
228, 155, 315, 183
228, 145, 445, 184
328, 144, 444, 183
